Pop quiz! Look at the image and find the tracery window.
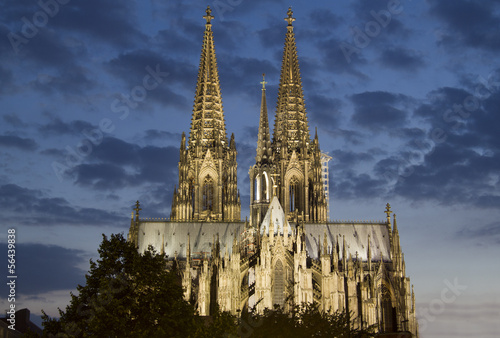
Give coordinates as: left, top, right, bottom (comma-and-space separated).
202, 176, 214, 211
273, 259, 285, 308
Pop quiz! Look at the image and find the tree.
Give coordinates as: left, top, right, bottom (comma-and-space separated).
241, 303, 375, 338
42, 233, 196, 337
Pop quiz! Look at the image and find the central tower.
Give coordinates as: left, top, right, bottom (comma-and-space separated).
171, 7, 240, 222
250, 8, 328, 225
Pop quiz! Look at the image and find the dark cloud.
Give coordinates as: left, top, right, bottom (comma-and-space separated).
40, 148, 66, 158
318, 37, 368, 78
349, 0, 411, 38
219, 55, 279, 96
307, 8, 344, 31
258, 21, 285, 49
308, 95, 343, 130
324, 128, 366, 146
49, 0, 147, 48
29, 66, 94, 95
350, 91, 410, 130
105, 50, 193, 110
0, 134, 37, 151
6, 27, 79, 68
142, 129, 182, 144
38, 117, 96, 136
429, 0, 500, 51
457, 220, 500, 244
2, 114, 27, 128
380, 85, 500, 208
331, 169, 387, 201
378, 47, 425, 71
0, 66, 13, 94
0, 243, 87, 295
69, 137, 179, 190
0, 183, 125, 226
330, 149, 375, 170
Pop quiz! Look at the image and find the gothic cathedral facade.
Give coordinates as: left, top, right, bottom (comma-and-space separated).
128, 7, 418, 336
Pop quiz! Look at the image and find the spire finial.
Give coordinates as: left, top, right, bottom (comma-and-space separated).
134, 200, 142, 220
203, 6, 214, 25
285, 7, 295, 26
260, 73, 267, 90
385, 202, 392, 220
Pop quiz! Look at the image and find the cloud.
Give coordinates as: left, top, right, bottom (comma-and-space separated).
38, 117, 96, 136
48, 0, 147, 48
428, 0, 500, 51
331, 169, 387, 201
105, 49, 193, 110
0, 183, 125, 226
141, 129, 182, 144
29, 66, 94, 95
457, 221, 500, 245
350, 91, 410, 130
329, 149, 375, 170
2, 114, 27, 128
219, 55, 279, 96
68, 137, 179, 190
382, 85, 500, 208
308, 95, 343, 130
0, 243, 87, 295
318, 37, 368, 78
0, 134, 37, 151
378, 47, 425, 71
0, 66, 13, 95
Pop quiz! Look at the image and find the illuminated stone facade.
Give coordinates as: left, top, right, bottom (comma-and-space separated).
128, 7, 418, 336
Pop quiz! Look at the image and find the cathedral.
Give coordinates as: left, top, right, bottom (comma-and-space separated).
128, 7, 418, 336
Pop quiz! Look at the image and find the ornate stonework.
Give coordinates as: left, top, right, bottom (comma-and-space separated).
129, 7, 418, 337
170, 6, 240, 222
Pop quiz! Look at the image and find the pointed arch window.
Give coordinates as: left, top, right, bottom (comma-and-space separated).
273, 259, 285, 308
289, 176, 299, 212
202, 176, 214, 211
262, 172, 269, 201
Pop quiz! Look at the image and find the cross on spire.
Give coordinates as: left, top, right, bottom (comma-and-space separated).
203, 6, 214, 25
285, 7, 295, 26
260, 73, 267, 90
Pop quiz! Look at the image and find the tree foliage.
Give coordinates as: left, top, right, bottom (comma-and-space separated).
239, 303, 375, 338
42, 233, 196, 337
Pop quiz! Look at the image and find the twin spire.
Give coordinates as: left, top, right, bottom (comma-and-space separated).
257, 7, 311, 161
273, 7, 310, 153
190, 6, 310, 161
188, 6, 227, 154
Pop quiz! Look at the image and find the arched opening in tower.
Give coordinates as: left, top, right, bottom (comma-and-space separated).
273, 259, 285, 308
202, 175, 214, 211
289, 176, 300, 213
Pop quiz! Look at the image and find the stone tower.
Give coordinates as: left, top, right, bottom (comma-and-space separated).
170, 7, 240, 222
249, 75, 273, 226
250, 8, 327, 225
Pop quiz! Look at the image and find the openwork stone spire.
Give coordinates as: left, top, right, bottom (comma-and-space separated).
188, 5, 228, 154
256, 74, 272, 163
273, 7, 310, 153
171, 6, 240, 222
